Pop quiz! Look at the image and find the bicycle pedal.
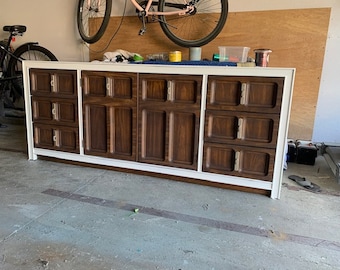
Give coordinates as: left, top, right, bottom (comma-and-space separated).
139, 29, 146, 35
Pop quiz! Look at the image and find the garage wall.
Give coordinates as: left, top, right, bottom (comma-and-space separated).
0, 0, 339, 143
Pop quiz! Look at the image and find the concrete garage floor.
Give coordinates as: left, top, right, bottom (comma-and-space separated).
1, 118, 340, 270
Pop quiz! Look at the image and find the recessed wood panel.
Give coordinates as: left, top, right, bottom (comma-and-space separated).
108, 77, 133, 99
247, 82, 278, 109
109, 107, 133, 156
84, 105, 107, 153
30, 71, 52, 94
173, 80, 199, 104
140, 109, 166, 161
141, 78, 168, 102
169, 111, 196, 165
56, 72, 77, 96
83, 74, 107, 97
208, 79, 241, 106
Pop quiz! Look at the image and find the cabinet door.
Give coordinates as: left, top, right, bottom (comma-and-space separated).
82, 71, 137, 160
204, 110, 279, 148
203, 142, 275, 181
207, 76, 284, 113
138, 74, 201, 169
30, 69, 77, 98
33, 124, 79, 153
139, 107, 199, 169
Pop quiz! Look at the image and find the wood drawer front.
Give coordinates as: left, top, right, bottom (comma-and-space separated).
83, 104, 136, 160
33, 124, 79, 153
30, 69, 77, 97
32, 97, 78, 126
82, 71, 137, 99
203, 143, 275, 181
207, 76, 284, 113
139, 108, 199, 170
139, 74, 202, 106
205, 111, 279, 148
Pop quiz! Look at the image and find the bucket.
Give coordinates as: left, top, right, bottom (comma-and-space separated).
189, 47, 201, 61
254, 49, 272, 67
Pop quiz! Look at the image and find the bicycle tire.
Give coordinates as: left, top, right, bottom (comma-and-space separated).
77, 0, 112, 44
158, 0, 228, 47
7, 43, 58, 97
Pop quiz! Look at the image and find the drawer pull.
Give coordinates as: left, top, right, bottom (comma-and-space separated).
106, 79, 112, 96
234, 151, 241, 172
51, 103, 59, 120
50, 74, 57, 92
237, 118, 244, 139
53, 130, 60, 147
240, 82, 249, 105
167, 80, 174, 101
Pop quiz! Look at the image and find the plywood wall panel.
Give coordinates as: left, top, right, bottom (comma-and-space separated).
90, 8, 330, 140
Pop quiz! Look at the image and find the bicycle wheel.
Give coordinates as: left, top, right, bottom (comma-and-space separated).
77, 0, 112, 44
158, 0, 228, 47
7, 43, 58, 97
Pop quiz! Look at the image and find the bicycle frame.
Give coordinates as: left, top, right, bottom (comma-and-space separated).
131, 0, 194, 16
85, 0, 194, 16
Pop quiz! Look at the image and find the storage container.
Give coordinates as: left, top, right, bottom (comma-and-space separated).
218, 46, 250, 62
296, 140, 318, 165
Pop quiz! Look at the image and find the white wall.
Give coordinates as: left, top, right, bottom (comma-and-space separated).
0, 0, 85, 61
1, 0, 339, 143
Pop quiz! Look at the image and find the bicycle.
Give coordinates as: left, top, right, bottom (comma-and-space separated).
0, 25, 58, 110
77, 0, 228, 47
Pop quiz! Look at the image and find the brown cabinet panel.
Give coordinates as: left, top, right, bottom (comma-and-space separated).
203, 143, 275, 181
138, 74, 201, 169
109, 106, 134, 157
82, 72, 137, 160
30, 69, 77, 97
32, 97, 78, 126
82, 71, 134, 99
139, 108, 199, 169
33, 124, 79, 153
169, 111, 197, 165
207, 76, 284, 113
140, 109, 166, 161
141, 78, 167, 102
84, 104, 108, 154
140, 74, 201, 106
205, 110, 279, 148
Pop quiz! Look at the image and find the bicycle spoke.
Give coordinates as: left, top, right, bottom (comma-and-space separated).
159, 0, 228, 47
77, 0, 111, 43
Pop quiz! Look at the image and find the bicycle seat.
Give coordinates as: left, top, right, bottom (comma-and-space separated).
3, 25, 27, 34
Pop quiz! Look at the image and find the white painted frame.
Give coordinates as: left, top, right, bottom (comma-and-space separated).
23, 61, 295, 199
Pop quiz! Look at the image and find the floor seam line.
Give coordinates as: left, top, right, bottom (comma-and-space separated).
42, 188, 340, 253
0, 172, 104, 244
